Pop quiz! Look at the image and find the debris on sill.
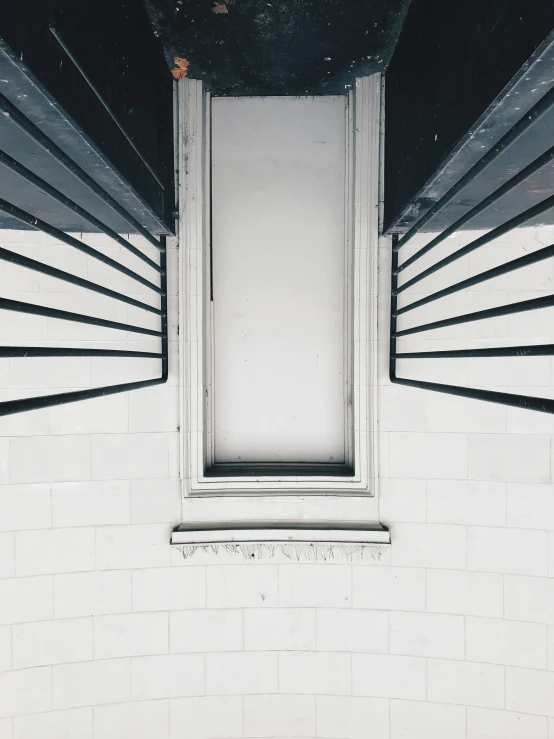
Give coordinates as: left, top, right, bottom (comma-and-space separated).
171, 56, 190, 79
212, 2, 229, 14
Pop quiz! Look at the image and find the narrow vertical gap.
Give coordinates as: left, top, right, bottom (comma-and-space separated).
209, 106, 214, 303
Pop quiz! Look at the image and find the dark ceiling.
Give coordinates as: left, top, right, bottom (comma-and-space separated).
143, 0, 412, 95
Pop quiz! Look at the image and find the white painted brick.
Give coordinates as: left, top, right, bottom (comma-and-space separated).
379, 478, 426, 523
468, 527, 547, 576
0, 627, 11, 672
54, 570, 131, 618
94, 700, 169, 739
426, 391, 506, 433
0, 667, 51, 718
244, 609, 315, 651
507, 483, 554, 530
170, 610, 242, 653
49, 392, 128, 434
131, 654, 205, 700
0, 440, 8, 484
0, 534, 15, 579
353, 654, 426, 700
53, 659, 130, 709
16, 528, 95, 576
427, 480, 506, 526
390, 611, 464, 659
10, 436, 91, 484
279, 564, 351, 607
0, 400, 49, 438
94, 612, 168, 659
9, 357, 90, 389
549, 626, 554, 671
506, 667, 554, 717
504, 575, 554, 624
316, 695, 389, 739
92, 433, 169, 480
129, 385, 179, 432
353, 565, 425, 611
130, 479, 181, 524
466, 616, 546, 669
508, 402, 554, 435
13, 708, 93, 739
13, 618, 92, 669
52, 481, 130, 527
467, 707, 548, 739
390, 432, 468, 479
206, 652, 278, 695
170, 696, 243, 739
317, 609, 388, 653
0, 719, 13, 739
207, 565, 278, 608
279, 652, 350, 695
390, 700, 466, 739
427, 569, 503, 617
428, 659, 504, 709
96, 524, 170, 570
132, 567, 205, 612
468, 434, 550, 483
0, 484, 51, 531
244, 695, 314, 738
0, 576, 52, 625
392, 523, 466, 569
378, 385, 426, 431
550, 532, 554, 577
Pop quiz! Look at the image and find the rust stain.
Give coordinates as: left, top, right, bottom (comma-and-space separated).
171, 57, 190, 79
212, 1, 229, 13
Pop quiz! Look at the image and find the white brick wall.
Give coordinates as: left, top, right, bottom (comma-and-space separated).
0, 227, 554, 738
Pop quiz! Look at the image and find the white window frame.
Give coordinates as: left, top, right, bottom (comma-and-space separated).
178, 76, 380, 500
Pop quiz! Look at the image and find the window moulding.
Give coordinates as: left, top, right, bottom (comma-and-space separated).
173, 76, 389, 549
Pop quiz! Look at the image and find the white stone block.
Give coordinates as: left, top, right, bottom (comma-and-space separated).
378, 385, 426, 431
0, 535, 15, 579
170, 610, 243, 653
13, 707, 93, 739
0, 485, 51, 531
390, 611, 464, 659
54, 570, 131, 618
94, 612, 168, 659
427, 569, 503, 617
390, 700, 466, 739
130, 479, 181, 524
132, 567, 205, 612
244, 609, 315, 651
93, 700, 169, 739
316, 609, 388, 653
279, 652, 351, 695
507, 483, 554, 530
131, 654, 205, 700
279, 565, 351, 607
467, 707, 547, 739
504, 575, 554, 624
468, 434, 550, 483
92, 433, 169, 480
389, 432, 467, 479
506, 667, 554, 717
426, 390, 506, 434
16, 528, 95, 576
466, 616, 547, 669
10, 436, 91, 484
96, 524, 170, 570
53, 659, 130, 709
52, 481, 130, 527
170, 696, 243, 739
206, 652, 278, 695
353, 565, 425, 611
13, 618, 92, 669
0, 627, 11, 673
352, 654, 426, 700
0, 576, 53, 625
207, 565, 278, 608
392, 523, 466, 569
0, 667, 51, 718
427, 480, 506, 527
243, 695, 314, 738
316, 695, 389, 739
378, 478, 427, 523
428, 659, 504, 709
129, 385, 180, 433
468, 527, 547, 576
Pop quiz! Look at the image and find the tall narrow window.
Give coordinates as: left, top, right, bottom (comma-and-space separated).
209, 96, 350, 475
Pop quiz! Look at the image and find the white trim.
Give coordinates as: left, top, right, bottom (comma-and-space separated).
178, 76, 380, 498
